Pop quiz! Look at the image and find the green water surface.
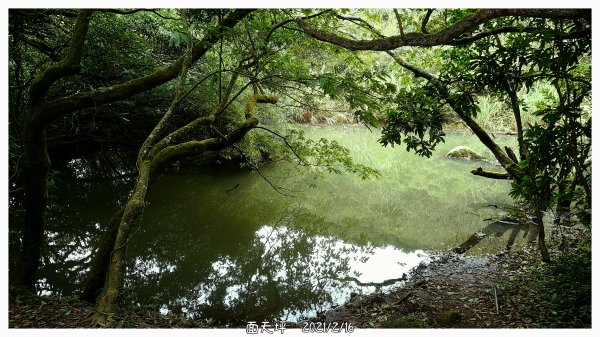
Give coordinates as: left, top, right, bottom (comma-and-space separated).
39, 126, 526, 323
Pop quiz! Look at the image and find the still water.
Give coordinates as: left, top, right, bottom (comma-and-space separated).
38, 126, 526, 323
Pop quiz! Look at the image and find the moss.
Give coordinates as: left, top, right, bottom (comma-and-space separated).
446, 146, 485, 160
384, 317, 422, 328
436, 310, 461, 327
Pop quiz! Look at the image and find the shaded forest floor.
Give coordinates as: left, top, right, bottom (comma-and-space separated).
9, 226, 590, 329
323, 226, 591, 328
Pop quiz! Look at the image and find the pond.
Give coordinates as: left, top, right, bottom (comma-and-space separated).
36, 126, 528, 324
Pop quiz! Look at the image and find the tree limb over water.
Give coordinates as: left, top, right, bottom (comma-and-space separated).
297, 9, 590, 51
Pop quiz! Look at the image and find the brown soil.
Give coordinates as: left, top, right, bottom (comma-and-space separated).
321, 226, 588, 328
321, 251, 534, 328
8, 294, 212, 328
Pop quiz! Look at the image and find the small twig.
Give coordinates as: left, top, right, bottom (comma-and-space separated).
210, 125, 299, 197
254, 126, 308, 166
493, 285, 500, 314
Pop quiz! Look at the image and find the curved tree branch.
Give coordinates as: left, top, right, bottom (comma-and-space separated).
297, 9, 590, 51
20, 36, 60, 61
386, 51, 522, 179
150, 95, 277, 171
421, 9, 434, 34
41, 9, 255, 125
29, 9, 93, 113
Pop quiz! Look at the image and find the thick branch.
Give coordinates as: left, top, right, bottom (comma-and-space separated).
21, 36, 60, 61
147, 115, 215, 159
245, 95, 278, 118
150, 117, 258, 172
29, 9, 93, 110
298, 9, 590, 51
150, 95, 277, 172
387, 51, 522, 179
41, 9, 255, 125
471, 167, 511, 180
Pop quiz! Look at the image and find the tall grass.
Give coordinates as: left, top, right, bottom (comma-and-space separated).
473, 81, 560, 134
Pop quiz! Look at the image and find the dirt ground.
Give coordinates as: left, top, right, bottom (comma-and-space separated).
321, 250, 538, 328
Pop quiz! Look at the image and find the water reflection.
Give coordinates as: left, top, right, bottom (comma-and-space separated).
26, 129, 524, 323
124, 215, 429, 323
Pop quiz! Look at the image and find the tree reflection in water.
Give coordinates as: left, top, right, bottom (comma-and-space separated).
27, 172, 430, 324
123, 210, 389, 324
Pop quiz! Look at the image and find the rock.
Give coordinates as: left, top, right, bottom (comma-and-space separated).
446, 146, 485, 160
436, 310, 461, 327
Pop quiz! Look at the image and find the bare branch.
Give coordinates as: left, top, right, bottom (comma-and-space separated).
265, 9, 333, 44
225, 136, 300, 198
334, 14, 385, 38
471, 167, 511, 180
254, 126, 308, 166
421, 9, 434, 34
393, 9, 405, 37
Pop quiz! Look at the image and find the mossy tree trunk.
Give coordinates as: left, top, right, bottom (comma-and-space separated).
10, 9, 93, 292
10, 8, 254, 293
90, 10, 278, 323
80, 208, 124, 303
93, 163, 152, 319
386, 52, 555, 261
91, 93, 277, 323
11, 123, 51, 292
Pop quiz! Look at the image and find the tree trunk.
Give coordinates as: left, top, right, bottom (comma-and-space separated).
10, 9, 93, 293
80, 208, 124, 303
10, 122, 50, 292
533, 207, 551, 262
92, 163, 151, 323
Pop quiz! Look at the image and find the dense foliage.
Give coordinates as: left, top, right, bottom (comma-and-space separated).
8, 8, 591, 326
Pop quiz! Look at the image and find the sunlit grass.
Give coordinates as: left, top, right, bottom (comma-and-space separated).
141, 126, 522, 256
474, 82, 558, 134
283, 126, 520, 254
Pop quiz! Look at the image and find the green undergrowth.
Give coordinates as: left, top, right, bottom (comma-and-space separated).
501, 232, 591, 328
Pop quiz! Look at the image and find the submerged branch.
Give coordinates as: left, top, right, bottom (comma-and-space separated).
471, 167, 511, 180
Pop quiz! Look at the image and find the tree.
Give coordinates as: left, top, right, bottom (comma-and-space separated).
9, 9, 381, 322
294, 9, 591, 261
10, 8, 255, 293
